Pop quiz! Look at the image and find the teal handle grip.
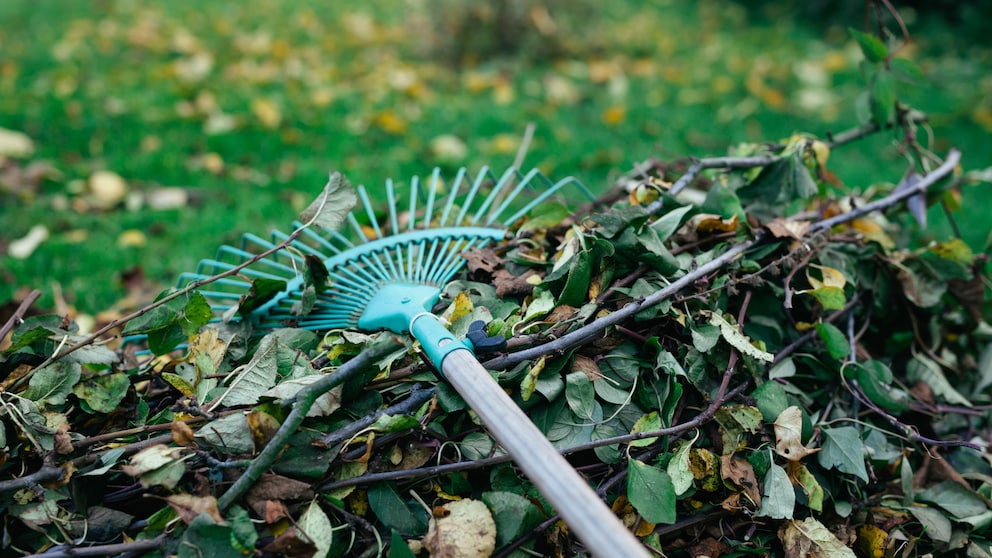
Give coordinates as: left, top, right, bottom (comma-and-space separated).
409, 313, 472, 376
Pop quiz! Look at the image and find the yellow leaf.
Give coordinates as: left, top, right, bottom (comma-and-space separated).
117, 229, 147, 248
251, 98, 282, 128
857, 524, 889, 558
447, 292, 474, 323
601, 105, 626, 125
373, 110, 407, 134
806, 264, 845, 290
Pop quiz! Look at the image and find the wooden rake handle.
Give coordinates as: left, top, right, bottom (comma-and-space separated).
442, 348, 650, 557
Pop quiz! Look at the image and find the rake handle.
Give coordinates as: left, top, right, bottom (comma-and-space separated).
442, 348, 649, 557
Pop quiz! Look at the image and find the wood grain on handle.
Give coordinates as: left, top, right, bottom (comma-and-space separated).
442, 348, 650, 558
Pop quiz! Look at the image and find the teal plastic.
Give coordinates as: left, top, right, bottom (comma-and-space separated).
409, 313, 472, 374
357, 283, 443, 333
356, 282, 470, 375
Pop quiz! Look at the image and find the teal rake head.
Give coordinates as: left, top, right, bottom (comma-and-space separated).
177, 166, 592, 348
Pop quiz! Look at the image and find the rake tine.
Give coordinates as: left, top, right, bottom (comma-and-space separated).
438, 167, 468, 227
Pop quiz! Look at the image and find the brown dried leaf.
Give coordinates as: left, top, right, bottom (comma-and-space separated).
264, 499, 291, 524
54, 422, 74, 455
164, 494, 223, 525
493, 268, 541, 298
766, 218, 811, 239
571, 354, 603, 381
463, 247, 502, 274
171, 420, 196, 447
720, 454, 760, 507
260, 530, 318, 557
773, 406, 819, 462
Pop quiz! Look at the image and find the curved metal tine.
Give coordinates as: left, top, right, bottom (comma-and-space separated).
213, 247, 298, 278
438, 167, 469, 227
356, 184, 382, 241
423, 167, 440, 229
262, 229, 329, 261
453, 166, 494, 227
472, 166, 519, 226
497, 173, 596, 227
288, 220, 355, 256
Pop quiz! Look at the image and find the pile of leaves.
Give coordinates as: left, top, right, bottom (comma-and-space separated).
2, 27, 992, 558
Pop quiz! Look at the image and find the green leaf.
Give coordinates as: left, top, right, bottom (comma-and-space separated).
906, 355, 971, 407
890, 57, 925, 83
757, 462, 795, 519
751, 380, 790, 422
738, 152, 818, 205
460, 432, 494, 461
303, 253, 330, 294
122, 291, 185, 335
72, 372, 130, 414
908, 505, 952, 543
179, 292, 213, 336
22, 361, 81, 407
481, 491, 543, 547
367, 483, 428, 537
917, 480, 989, 519
148, 323, 186, 356
815, 322, 849, 361
299, 171, 358, 231
852, 360, 909, 413
691, 322, 720, 352
797, 465, 824, 512
388, 530, 417, 558
369, 413, 420, 433
238, 277, 288, 317
226, 506, 258, 555
627, 458, 676, 524
870, 69, 896, 127
194, 413, 255, 454
818, 427, 868, 482
565, 371, 595, 420
849, 28, 889, 63
177, 514, 235, 558
558, 248, 593, 307
650, 204, 694, 241
804, 286, 846, 310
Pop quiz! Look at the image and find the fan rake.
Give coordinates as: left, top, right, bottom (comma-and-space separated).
177, 166, 648, 557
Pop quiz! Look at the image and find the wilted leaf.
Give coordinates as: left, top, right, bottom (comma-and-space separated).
422, 499, 496, 558
906, 354, 972, 407
299, 171, 358, 231
668, 431, 699, 496
297, 500, 334, 558
704, 310, 774, 362
215, 333, 280, 407
757, 463, 795, 519
779, 517, 857, 558
164, 494, 223, 525
773, 406, 818, 461
195, 413, 256, 454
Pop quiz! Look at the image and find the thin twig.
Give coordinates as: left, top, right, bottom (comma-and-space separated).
0, 288, 42, 342
25, 535, 167, 558
217, 339, 400, 510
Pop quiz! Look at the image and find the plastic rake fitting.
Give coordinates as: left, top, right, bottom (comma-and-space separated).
182, 167, 648, 557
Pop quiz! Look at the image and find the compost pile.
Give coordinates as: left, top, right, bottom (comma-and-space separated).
1, 128, 991, 558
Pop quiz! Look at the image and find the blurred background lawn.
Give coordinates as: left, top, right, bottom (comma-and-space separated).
1, 0, 990, 320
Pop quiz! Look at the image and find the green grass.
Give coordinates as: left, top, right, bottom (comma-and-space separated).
1, 0, 990, 315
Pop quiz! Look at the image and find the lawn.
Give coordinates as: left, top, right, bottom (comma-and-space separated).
1, 0, 990, 317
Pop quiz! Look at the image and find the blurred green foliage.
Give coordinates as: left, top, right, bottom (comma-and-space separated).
1, 0, 989, 315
